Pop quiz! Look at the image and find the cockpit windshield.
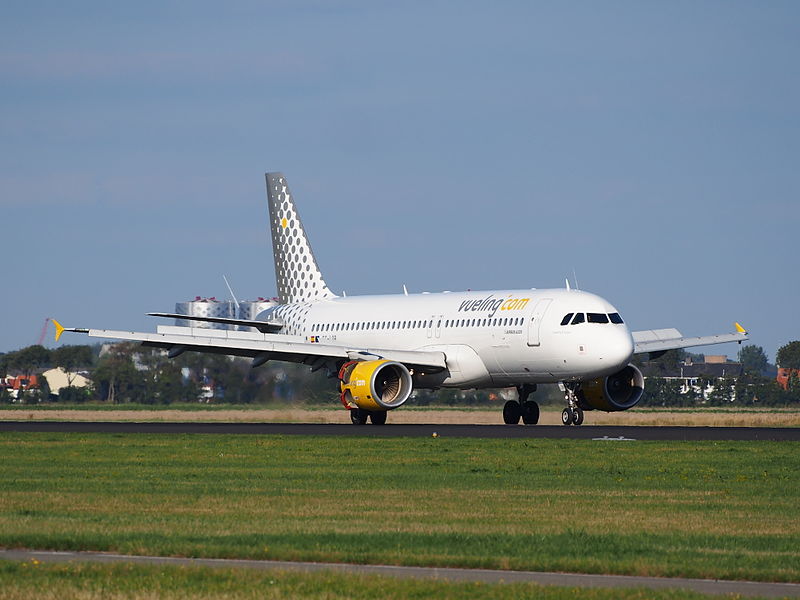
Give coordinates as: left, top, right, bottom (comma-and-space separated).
560, 312, 624, 325
587, 313, 609, 324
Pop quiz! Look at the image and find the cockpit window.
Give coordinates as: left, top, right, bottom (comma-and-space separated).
587, 313, 609, 324
560, 313, 574, 326
571, 313, 585, 325
609, 312, 624, 324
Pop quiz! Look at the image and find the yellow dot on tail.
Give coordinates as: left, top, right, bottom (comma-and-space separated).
281, 217, 288, 229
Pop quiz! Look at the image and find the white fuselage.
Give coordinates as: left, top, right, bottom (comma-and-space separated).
274, 288, 635, 389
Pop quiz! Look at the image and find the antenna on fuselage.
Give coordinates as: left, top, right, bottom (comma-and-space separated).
403, 284, 408, 296
572, 268, 580, 291
565, 278, 571, 291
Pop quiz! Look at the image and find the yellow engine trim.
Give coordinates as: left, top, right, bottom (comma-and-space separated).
339, 359, 411, 411
578, 364, 645, 412
579, 378, 616, 412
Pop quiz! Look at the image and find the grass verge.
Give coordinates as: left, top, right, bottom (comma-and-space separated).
0, 561, 766, 600
0, 433, 798, 582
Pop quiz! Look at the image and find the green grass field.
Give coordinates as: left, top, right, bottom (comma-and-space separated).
0, 433, 798, 585
0, 561, 759, 600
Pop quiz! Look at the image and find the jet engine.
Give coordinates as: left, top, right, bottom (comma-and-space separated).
339, 360, 413, 411
577, 364, 644, 412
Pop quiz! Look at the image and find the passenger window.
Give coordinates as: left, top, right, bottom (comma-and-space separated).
571, 313, 585, 325
587, 313, 609, 324
609, 313, 624, 324
560, 313, 574, 326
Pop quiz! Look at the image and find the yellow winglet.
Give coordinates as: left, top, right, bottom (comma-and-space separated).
735, 322, 747, 334
53, 319, 66, 342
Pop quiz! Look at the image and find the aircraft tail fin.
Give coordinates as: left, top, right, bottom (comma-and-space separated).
265, 173, 335, 304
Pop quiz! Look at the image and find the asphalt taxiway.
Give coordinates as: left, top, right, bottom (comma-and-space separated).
1, 421, 798, 440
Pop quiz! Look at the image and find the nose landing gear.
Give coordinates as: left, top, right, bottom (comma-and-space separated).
560, 383, 584, 426
561, 406, 584, 426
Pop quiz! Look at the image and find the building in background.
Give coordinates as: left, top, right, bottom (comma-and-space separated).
174, 297, 235, 330
1, 374, 40, 400
42, 367, 90, 396
173, 297, 278, 331
237, 298, 279, 330
640, 355, 743, 399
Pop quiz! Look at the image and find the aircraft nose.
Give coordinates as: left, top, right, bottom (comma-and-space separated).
611, 328, 635, 367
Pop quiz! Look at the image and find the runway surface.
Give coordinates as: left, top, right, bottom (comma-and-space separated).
1, 549, 798, 597
1, 421, 798, 440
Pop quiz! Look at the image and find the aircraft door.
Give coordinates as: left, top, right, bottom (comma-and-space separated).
527, 298, 553, 347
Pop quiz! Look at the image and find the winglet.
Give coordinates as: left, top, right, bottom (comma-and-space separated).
53, 319, 66, 342
735, 322, 747, 334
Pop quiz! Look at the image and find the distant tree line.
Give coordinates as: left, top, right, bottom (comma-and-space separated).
2, 341, 799, 407
637, 344, 800, 408
0, 345, 95, 403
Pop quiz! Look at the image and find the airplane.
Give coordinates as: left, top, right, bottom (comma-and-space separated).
54, 172, 749, 426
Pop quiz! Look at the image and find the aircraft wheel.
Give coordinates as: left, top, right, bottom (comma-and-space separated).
521, 401, 540, 425
350, 408, 368, 425
561, 407, 574, 426
503, 400, 522, 424
572, 407, 584, 426
369, 410, 387, 425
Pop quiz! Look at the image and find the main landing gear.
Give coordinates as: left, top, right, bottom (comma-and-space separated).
560, 383, 584, 426
503, 384, 540, 425
350, 408, 387, 425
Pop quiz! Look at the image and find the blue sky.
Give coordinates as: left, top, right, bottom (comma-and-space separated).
2, 1, 798, 361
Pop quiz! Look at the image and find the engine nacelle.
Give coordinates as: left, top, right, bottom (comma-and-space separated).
577, 364, 644, 412
339, 360, 413, 411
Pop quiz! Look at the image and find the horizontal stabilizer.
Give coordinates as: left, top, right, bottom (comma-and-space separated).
147, 312, 284, 333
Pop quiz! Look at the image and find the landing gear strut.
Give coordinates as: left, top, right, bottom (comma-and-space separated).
560, 383, 584, 426
503, 385, 540, 425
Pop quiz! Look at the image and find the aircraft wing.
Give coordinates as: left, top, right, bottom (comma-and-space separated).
632, 323, 748, 355
53, 321, 446, 374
